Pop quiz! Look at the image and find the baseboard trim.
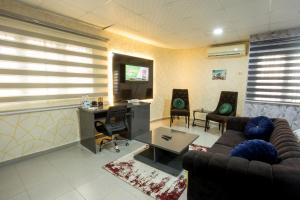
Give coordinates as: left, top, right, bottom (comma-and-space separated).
0, 141, 79, 167
150, 117, 170, 122
150, 116, 220, 126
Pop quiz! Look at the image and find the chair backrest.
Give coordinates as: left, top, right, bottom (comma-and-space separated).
171, 89, 190, 110
105, 105, 128, 132
215, 91, 238, 116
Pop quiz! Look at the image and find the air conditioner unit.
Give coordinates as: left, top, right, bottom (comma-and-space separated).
207, 43, 247, 58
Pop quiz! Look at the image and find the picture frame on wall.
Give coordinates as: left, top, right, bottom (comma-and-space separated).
212, 69, 226, 80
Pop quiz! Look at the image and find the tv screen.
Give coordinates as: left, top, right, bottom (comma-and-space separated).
125, 65, 149, 81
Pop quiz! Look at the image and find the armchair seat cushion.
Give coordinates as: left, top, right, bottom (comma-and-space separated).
171, 109, 190, 116
206, 113, 230, 123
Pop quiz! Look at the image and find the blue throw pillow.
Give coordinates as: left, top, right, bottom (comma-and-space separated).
230, 139, 278, 164
244, 116, 274, 140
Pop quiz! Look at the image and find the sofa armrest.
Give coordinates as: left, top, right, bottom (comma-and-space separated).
226, 117, 250, 132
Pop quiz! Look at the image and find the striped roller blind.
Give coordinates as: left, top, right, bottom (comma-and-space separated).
0, 16, 108, 106
247, 33, 300, 104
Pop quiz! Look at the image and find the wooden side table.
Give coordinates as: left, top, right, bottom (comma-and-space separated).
192, 108, 211, 128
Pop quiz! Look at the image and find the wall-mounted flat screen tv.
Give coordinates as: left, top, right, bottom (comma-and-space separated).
125, 65, 149, 81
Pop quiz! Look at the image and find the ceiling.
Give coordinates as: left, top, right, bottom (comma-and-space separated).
18, 0, 300, 49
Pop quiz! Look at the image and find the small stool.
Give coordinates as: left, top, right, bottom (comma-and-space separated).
192, 108, 210, 128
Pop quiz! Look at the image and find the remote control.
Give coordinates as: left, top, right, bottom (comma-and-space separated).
162, 135, 172, 140
162, 136, 169, 141
162, 135, 172, 139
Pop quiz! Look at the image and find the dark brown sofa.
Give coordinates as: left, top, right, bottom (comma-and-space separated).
183, 117, 300, 200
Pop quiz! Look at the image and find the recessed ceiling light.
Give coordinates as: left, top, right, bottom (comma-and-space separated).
213, 28, 223, 36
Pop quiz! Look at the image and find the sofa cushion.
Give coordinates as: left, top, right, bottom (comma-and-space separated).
280, 158, 300, 168
209, 144, 232, 156
231, 139, 278, 164
244, 116, 274, 140
215, 130, 246, 148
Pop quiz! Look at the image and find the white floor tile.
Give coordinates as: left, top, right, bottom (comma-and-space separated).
7, 192, 30, 200
0, 165, 26, 199
56, 190, 85, 200
27, 177, 73, 200
15, 156, 63, 189
76, 171, 120, 199
103, 186, 140, 200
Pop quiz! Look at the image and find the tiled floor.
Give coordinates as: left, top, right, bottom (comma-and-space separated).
0, 119, 221, 200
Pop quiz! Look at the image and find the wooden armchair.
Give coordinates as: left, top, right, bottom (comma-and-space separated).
204, 91, 238, 133
170, 89, 190, 128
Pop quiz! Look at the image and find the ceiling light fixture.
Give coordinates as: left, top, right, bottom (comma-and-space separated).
213, 28, 223, 36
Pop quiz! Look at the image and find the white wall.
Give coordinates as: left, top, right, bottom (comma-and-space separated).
176, 48, 248, 116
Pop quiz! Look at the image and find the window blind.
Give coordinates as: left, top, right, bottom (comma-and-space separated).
0, 16, 108, 108
247, 34, 300, 104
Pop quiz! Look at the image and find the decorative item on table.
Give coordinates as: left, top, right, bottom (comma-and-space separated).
212, 69, 226, 80
97, 97, 104, 107
81, 95, 91, 109
91, 101, 98, 107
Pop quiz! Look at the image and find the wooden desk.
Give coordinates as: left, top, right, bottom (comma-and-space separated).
78, 102, 150, 153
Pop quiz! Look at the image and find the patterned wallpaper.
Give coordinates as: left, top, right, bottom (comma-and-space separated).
244, 102, 300, 131
0, 109, 79, 163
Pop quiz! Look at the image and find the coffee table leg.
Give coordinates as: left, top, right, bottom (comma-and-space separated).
153, 147, 163, 162
153, 147, 157, 162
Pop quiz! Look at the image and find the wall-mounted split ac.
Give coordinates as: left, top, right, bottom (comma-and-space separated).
207, 43, 247, 58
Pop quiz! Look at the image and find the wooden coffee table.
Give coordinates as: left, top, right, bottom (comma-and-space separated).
134, 127, 199, 176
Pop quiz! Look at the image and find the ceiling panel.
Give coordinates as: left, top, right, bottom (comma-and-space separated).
17, 0, 300, 49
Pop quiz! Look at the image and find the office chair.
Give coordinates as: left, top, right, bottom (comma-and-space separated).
94, 105, 129, 152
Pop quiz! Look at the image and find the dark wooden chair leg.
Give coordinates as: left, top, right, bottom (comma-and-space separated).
170, 116, 172, 127
221, 123, 225, 134
204, 119, 208, 131
219, 123, 221, 130
188, 116, 190, 128
99, 140, 104, 152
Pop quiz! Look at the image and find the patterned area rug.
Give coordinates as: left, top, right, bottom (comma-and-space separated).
103, 144, 207, 200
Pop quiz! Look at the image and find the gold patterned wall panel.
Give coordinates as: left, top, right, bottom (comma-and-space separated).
0, 108, 79, 163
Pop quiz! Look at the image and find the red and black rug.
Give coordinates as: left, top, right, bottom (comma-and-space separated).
103, 144, 207, 200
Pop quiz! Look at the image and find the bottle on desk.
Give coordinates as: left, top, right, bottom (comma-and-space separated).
81, 95, 91, 109
97, 97, 104, 107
